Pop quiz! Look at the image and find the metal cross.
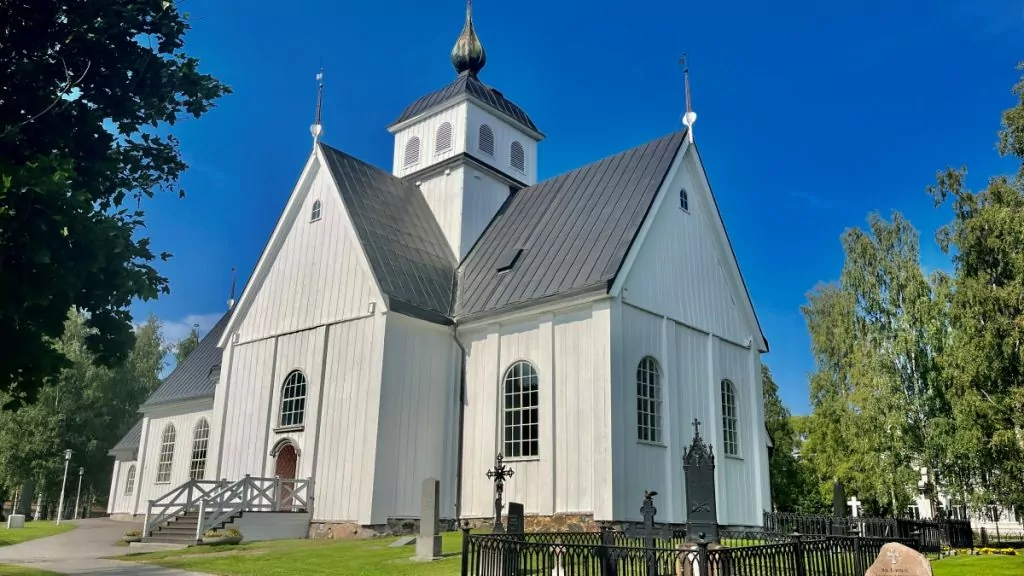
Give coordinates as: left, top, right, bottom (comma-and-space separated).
625, 491, 674, 576
691, 418, 701, 437
486, 453, 514, 533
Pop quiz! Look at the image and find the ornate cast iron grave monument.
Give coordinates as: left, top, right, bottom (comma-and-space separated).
682, 419, 718, 543
486, 453, 514, 534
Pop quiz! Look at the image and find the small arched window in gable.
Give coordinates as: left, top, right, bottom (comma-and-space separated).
125, 464, 136, 496
636, 356, 663, 443
156, 424, 176, 483
479, 124, 495, 157
189, 419, 210, 480
279, 370, 308, 428
721, 379, 739, 456
311, 199, 322, 222
435, 122, 453, 154
510, 141, 526, 172
680, 188, 689, 212
403, 137, 421, 168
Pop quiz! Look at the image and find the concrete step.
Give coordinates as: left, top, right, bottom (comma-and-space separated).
156, 526, 200, 536
143, 535, 197, 545
130, 542, 190, 553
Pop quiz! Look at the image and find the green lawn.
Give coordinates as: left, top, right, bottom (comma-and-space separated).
0, 522, 75, 547
133, 531, 466, 576
931, 553, 1024, 576
0, 566, 61, 576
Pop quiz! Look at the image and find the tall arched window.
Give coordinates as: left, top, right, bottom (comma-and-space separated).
502, 361, 539, 458
679, 188, 689, 211
636, 356, 662, 443
125, 464, 136, 496
310, 199, 322, 222
510, 141, 525, 172
721, 379, 739, 456
478, 124, 495, 157
156, 424, 176, 483
435, 122, 453, 154
403, 137, 421, 167
189, 419, 210, 480
279, 370, 308, 428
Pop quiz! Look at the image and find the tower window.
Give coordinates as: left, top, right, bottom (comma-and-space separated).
510, 141, 525, 172
403, 137, 421, 168
478, 124, 494, 157
680, 188, 689, 212
310, 199, 322, 222
435, 122, 453, 154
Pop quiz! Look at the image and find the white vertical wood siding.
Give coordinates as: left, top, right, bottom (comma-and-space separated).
371, 313, 459, 523
460, 168, 511, 258
417, 166, 465, 258
715, 338, 763, 527
312, 314, 386, 524
392, 103, 468, 177
620, 152, 749, 346
107, 459, 138, 515
232, 162, 383, 344
460, 302, 612, 519
466, 104, 538, 186
218, 339, 276, 480
135, 404, 213, 511
262, 327, 326, 478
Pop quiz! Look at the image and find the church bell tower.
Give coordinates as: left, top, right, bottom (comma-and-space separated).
387, 0, 544, 261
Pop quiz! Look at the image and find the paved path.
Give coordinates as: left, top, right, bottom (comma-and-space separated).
0, 518, 210, 575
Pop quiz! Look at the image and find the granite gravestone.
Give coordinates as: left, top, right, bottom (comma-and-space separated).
683, 419, 718, 543
507, 502, 525, 535
865, 542, 932, 576
6, 514, 25, 529
831, 481, 847, 536
414, 477, 442, 560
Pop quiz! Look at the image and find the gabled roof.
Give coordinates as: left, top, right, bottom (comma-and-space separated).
141, 311, 231, 409
390, 72, 539, 134
108, 419, 142, 456
319, 143, 457, 324
456, 130, 687, 319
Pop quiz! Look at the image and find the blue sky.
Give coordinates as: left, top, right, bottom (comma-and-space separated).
135, 0, 1024, 413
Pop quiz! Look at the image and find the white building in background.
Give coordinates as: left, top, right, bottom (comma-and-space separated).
909, 468, 1023, 536
107, 1, 772, 536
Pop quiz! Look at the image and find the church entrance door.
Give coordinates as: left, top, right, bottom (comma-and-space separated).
274, 443, 297, 510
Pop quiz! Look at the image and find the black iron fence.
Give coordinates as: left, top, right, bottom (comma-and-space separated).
762, 512, 973, 551
461, 529, 918, 576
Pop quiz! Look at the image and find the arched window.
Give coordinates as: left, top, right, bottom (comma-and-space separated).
435, 122, 453, 154
125, 464, 136, 496
156, 424, 176, 483
502, 361, 539, 458
478, 124, 494, 157
679, 188, 689, 211
189, 419, 210, 480
403, 137, 421, 167
310, 199, 322, 222
721, 379, 739, 456
510, 141, 525, 172
279, 370, 308, 428
636, 356, 662, 443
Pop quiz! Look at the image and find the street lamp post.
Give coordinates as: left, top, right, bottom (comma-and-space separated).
56, 449, 71, 526
73, 467, 84, 520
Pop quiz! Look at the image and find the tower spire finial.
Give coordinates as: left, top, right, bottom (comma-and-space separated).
228, 266, 237, 309
680, 54, 697, 143
451, 0, 486, 76
310, 66, 325, 142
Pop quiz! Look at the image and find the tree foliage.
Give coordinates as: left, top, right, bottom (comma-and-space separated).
175, 325, 200, 365
0, 1, 229, 404
762, 364, 816, 512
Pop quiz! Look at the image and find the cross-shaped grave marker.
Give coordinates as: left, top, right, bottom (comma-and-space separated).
847, 496, 862, 518
485, 453, 514, 534
886, 547, 902, 565
624, 491, 674, 576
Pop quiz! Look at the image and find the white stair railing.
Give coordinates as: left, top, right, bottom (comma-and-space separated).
143, 479, 225, 538
194, 475, 315, 543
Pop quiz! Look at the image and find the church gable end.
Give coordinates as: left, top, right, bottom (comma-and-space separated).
615, 145, 766, 351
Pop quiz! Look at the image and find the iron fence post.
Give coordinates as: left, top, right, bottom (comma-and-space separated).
853, 533, 863, 575
791, 532, 806, 576
460, 522, 470, 576
599, 526, 617, 576
697, 537, 710, 576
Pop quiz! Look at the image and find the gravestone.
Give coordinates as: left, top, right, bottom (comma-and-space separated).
625, 491, 674, 576
831, 481, 847, 536
507, 502, 525, 535
682, 419, 718, 543
6, 514, 25, 529
414, 477, 442, 560
865, 542, 932, 576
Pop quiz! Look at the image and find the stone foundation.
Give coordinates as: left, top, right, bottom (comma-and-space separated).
108, 513, 140, 522
308, 517, 459, 540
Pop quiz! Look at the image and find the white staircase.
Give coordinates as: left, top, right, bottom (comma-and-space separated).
143, 475, 313, 546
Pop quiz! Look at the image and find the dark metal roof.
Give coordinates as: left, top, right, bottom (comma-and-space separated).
141, 311, 231, 409
456, 130, 687, 319
108, 419, 143, 455
319, 143, 457, 324
391, 72, 538, 133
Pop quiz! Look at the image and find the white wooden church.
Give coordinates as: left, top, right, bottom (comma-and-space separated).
106, 3, 772, 540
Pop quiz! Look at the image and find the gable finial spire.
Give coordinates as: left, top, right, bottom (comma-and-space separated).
451, 0, 486, 76
310, 66, 325, 143
680, 54, 697, 143
227, 266, 237, 309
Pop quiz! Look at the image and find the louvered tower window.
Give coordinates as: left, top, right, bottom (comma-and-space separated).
435, 122, 453, 154
404, 137, 421, 167
510, 141, 525, 172
479, 124, 494, 157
